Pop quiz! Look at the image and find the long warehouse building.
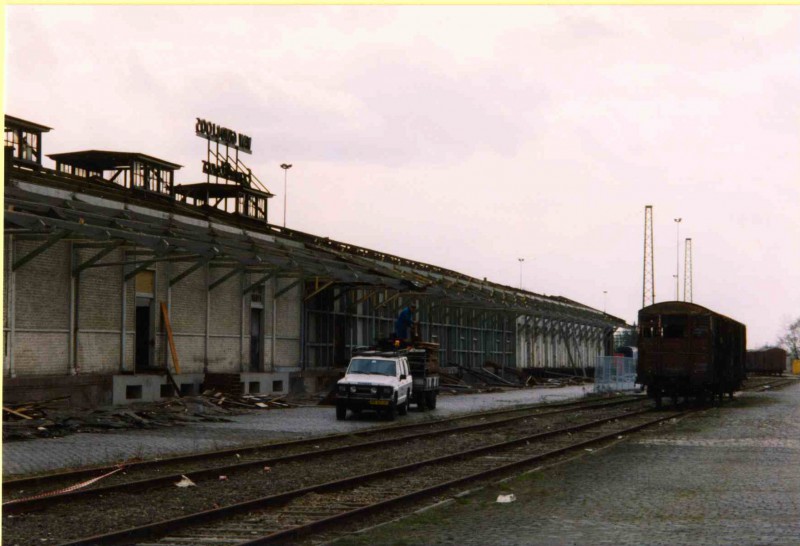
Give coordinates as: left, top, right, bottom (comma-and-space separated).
3, 114, 626, 406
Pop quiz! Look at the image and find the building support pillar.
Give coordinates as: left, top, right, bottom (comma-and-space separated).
68, 242, 79, 375
204, 263, 210, 373
239, 271, 245, 372
271, 276, 277, 372
120, 251, 128, 372
7, 235, 16, 378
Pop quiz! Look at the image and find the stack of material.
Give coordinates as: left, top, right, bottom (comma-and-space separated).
406, 342, 440, 374
415, 342, 440, 372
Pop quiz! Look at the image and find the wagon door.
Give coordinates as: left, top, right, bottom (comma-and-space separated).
689, 314, 712, 386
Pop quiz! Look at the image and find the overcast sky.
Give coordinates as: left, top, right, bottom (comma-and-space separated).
4, 6, 799, 348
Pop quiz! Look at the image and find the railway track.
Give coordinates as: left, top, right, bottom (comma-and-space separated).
5, 397, 649, 546
7, 380, 795, 546
53, 405, 687, 546
3, 395, 642, 507
744, 375, 797, 392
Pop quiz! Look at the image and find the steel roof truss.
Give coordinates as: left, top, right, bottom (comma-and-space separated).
304, 280, 335, 302
73, 241, 126, 275
12, 230, 71, 271
243, 269, 281, 295
274, 278, 304, 300
169, 257, 214, 287
209, 268, 243, 291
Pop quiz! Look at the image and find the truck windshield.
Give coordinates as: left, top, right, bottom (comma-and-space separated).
348, 358, 396, 376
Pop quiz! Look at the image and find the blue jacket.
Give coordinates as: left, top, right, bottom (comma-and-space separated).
395, 306, 414, 338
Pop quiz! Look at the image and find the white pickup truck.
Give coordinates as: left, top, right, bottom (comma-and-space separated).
335, 352, 413, 421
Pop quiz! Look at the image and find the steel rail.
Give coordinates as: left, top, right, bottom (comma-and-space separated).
55, 406, 676, 546
4, 394, 639, 490
749, 378, 797, 392
241, 408, 693, 546
5, 397, 645, 513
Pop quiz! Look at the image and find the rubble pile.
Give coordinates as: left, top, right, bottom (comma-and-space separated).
2, 391, 297, 442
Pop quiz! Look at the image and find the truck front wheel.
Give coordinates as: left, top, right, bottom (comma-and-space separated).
398, 396, 409, 416
336, 404, 347, 421
385, 398, 398, 421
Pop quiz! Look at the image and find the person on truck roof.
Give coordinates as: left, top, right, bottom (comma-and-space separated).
395, 303, 417, 341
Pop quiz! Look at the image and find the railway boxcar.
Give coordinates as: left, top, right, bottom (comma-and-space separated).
637, 301, 746, 406
746, 347, 786, 376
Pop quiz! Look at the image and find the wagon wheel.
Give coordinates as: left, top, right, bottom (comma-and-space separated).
653, 387, 663, 409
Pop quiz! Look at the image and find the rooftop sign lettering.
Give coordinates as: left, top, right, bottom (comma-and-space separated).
195, 118, 252, 154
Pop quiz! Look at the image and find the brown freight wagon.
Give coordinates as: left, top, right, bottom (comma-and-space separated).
637, 301, 746, 407
746, 347, 786, 376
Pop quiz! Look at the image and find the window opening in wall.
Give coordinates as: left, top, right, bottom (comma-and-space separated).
250, 307, 263, 372
662, 315, 688, 339
180, 383, 194, 396
134, 271, 156, 373
272, 380, 284, 392
126, 385, 143, 400
160, 384, 175, 398
135, 298, 154, 372
249, 381, 260, 394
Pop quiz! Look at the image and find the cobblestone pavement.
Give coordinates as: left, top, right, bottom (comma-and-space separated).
2, 386, 589, 477
330, 382, 800, 546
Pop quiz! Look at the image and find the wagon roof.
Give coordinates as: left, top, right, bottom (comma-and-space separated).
639, 301, 745, 328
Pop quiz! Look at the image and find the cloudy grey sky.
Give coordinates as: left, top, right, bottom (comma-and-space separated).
4, 6, 799, 348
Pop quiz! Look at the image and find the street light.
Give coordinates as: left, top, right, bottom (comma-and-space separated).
281, 163, 292, 228
674, 218, 682, 301
518, 258, 525, 289
603, 290, 607, 313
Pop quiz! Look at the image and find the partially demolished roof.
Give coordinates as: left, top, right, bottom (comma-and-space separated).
5, 162, 626, 328
47, 150, 183, 171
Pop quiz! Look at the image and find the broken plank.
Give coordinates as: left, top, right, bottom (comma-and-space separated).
3, 406, 34, 420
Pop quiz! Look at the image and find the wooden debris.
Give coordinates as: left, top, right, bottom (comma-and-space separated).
3, 406, 33, 420
3, 390, 297, 442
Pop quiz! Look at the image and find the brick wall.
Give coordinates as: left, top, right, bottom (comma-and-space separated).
14, 239, 70, 331
6, 239, 71, 376
74, 247, 124, 374
209, 267, 244, 371
14, 332, 69, 376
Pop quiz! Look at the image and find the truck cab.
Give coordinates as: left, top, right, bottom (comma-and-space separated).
336, 353, 413, 421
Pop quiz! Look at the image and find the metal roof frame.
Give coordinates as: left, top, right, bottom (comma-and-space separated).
5, 166, 627, 328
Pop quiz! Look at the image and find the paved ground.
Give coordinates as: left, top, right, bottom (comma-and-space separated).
2, 385, 590, 477
331, 381, 800, 546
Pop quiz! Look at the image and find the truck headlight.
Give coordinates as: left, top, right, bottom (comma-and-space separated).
338, 385, 347, 393
350, 386, 357, 393
370, 387, 378, 394
383, 387, 393, 396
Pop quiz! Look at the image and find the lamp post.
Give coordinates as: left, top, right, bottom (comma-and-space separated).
603, 290, 607, 313
281, 163, 292, 228
674, 218, 682, 301
518, 258, 524, 289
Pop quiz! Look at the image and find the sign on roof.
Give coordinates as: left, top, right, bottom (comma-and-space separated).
195, 118, 252, 154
